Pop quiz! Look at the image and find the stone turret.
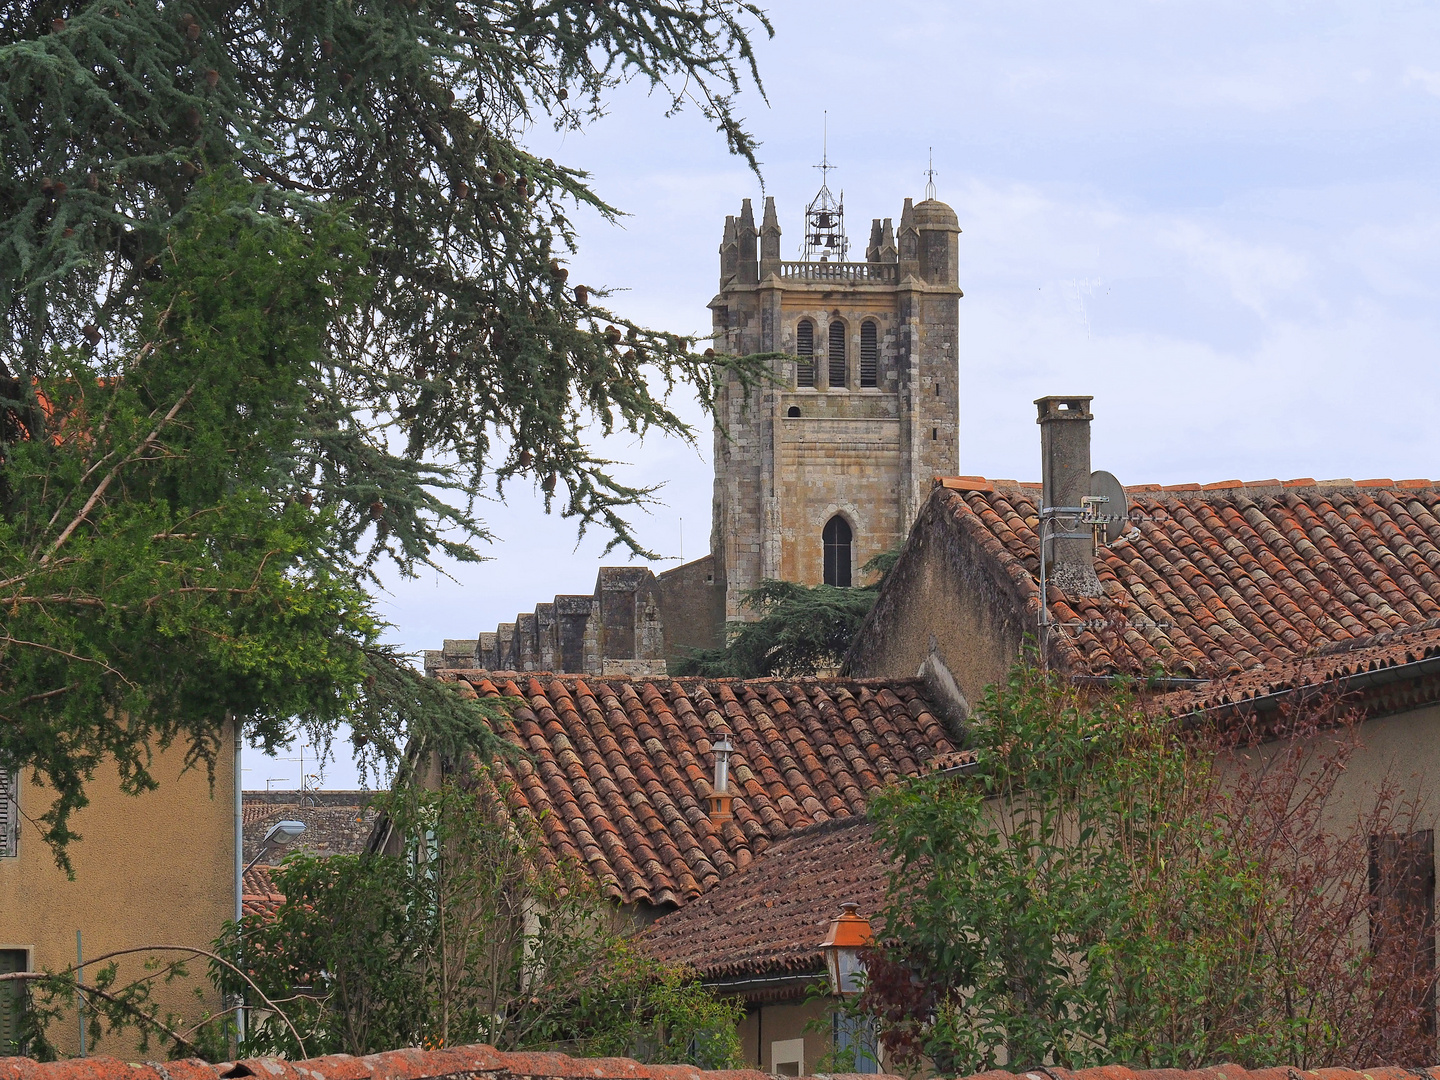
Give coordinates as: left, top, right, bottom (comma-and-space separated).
760, 196, 782, 279
719, 214, 737, 287
879, 217, 897, 263
866, 218, 883, 263
735, 198, 758, 286
914, 199, 961, 286
897, 198, 919, 278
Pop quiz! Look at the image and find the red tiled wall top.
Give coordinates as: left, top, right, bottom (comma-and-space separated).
941, 481, 1440, 678
0, 1045, 899, 1080
443, 674, 955, 908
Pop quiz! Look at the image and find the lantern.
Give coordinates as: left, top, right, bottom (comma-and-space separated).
821, 902, 873, 998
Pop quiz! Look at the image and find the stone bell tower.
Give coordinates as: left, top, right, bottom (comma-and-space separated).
709, 186, 963, 622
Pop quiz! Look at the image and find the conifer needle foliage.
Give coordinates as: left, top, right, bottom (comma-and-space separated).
0, 1, 771, 858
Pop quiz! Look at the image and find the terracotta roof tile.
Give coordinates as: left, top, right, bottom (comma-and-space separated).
933, 479, 1440, 678
643, 817, 890, 983
241, 863, 284, 918
0, 1045, 900, 1080
440, 674, 956, 908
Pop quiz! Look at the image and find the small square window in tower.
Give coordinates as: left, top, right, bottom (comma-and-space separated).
860, 321, 878, 387
796, 319, 815, 388
828, 320, 847, 388
823, 516, 853, 587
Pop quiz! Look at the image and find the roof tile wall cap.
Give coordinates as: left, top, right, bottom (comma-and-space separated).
1356, 478, 1395, 487
1283, 478, 1317, 487
1317, 478, 1354, 486
938, 476, 995, 492
1399, 478, 1435, 489
0, 1049, 911, 1080
0, 1060, 216, 1080
1201, 480, 1243, 491
1161, 482, 1200, 491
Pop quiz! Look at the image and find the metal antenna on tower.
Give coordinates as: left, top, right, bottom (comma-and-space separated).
803, 111, 848, 262
925, 147, 937, 201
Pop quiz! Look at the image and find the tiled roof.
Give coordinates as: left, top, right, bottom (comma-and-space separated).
0, 1044, 896, 1080
934, 476, 1440, 679
439, 673, 956, 908
242, 800, 377, 864
241, 864, 283, 918
643, 817, 890, 988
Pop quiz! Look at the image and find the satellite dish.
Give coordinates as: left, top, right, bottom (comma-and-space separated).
1090, 470, 1130, 545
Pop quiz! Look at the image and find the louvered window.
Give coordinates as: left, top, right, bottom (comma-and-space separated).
796, 320, 814, 388
0, 771, 15, 858
860, 321, 878, 387
828, 320, 847, 388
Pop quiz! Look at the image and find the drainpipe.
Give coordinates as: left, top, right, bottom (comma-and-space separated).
232, 713, 245, 1046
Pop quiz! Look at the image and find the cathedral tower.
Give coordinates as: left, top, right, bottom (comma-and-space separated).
709, 189, 963, 622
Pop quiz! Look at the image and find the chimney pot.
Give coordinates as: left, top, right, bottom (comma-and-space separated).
1035, 395, 1101, 597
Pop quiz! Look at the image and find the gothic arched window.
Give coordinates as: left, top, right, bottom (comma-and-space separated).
828, 320, 847, 388
860, 320, 878, 387
823, 516, 853, 588
796, 319, 815, 388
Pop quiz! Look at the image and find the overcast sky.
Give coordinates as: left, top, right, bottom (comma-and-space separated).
259, 0, 1440, 790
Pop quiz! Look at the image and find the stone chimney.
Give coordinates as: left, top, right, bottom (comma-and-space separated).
760, 196, 781, 278
735, 198, 758, 285
1036, 395, 1101, 597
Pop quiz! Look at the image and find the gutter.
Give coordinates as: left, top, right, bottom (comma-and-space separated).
700, 967, 824, 996
1176, 650, 1440, 720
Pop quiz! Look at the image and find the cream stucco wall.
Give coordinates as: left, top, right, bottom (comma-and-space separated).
0, 725, 236, 1058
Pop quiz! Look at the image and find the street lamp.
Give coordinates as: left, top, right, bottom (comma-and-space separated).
820, 902, 873, 998
243, 819, 306, 875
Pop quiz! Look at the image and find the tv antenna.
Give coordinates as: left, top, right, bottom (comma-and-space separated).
803, 112, 848, 261
924, 147, 937, 200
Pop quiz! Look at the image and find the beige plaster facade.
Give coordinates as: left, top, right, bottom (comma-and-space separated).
0, 728, 236, 1057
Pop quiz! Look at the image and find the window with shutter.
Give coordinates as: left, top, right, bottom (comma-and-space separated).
0, 771, 15, 859
0, 949, 25, 1055
1370, 829, 1437, 1043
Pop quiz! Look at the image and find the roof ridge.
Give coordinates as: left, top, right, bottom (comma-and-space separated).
935, 474, 1439, 495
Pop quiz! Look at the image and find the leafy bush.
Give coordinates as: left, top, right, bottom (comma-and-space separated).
865, 663, 1435, 1073
219, 778, 742, 1064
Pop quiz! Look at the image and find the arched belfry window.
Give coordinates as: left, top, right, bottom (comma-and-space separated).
860, 321, 878, 388
796, 319, 815, 388
828, 320, 847, 388
823, 516, 853, 588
